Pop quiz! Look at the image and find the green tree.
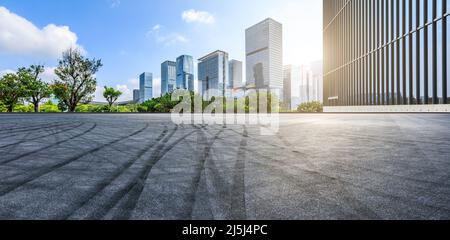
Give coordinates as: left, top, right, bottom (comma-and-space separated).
297, 101, 323, 113
0, 73, 27, 112
103, 86, 122, 110
18, 65, 52, 112
53, 48, 103, 112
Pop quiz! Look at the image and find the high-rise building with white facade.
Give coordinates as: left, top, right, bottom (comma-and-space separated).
283, 64, 323, 110
176, 55, 194, 91
161, 60, 176, 96
198, 50, 229, 99
310, 60, 323, 104
229, 60, 243, 89
139, 72, 153, 103
245, 18, 283, 94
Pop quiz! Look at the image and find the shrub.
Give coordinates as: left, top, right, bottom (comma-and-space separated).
14, 104, 34, 113
296, 101, 323, 113
40, 101, 60, 113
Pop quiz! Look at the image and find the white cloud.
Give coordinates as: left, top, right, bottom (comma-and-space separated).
0, 6, 84, 58
152, 25, 161, 31
182, 9, 215, 24
147, 25, 188, 46
116, 84, 132, 102
0, 69, 14, 77
41, 67, 58, 83
109, 0, 121, 8
0, 67, 57, 83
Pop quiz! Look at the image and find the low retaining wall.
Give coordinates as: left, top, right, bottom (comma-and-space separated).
324, 105, 450, 113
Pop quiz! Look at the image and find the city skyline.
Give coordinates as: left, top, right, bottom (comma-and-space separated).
0, 0, 323, 102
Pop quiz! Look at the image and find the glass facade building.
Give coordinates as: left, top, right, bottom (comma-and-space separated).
176, 55, 195, 91
245, 18, 283, 91
284, 65, 323, 110
229, 60, 243, 89
323, 0, 449, 106
198, 50, 230, 99
139, 72, 153, 103
161, 60, 177, 95
133, 89, 140, 103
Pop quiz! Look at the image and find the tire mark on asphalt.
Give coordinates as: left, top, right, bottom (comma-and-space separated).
0, 122, 75, 138
257, 158, 450, 216
0, 123, 18, 131
0, 123, 97, 165
0, 123, 85, 149
218, 126, 380, 219
230, 126, 247, 220
72, 125, 181, 219
245, 134, 382, 220
60, 125, 171, 220
110, 126, 203, 220
0, 121, 61, 132
0, 123, 149, 197
185, 125, 225, 219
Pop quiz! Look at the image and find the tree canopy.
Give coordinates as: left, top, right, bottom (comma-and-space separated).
53, 48, 102, 112
18, 65, 52, 112
103, 86, 122, 109
0, 73, 27, 112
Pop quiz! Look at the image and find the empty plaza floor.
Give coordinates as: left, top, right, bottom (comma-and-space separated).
0, 113, 449, 220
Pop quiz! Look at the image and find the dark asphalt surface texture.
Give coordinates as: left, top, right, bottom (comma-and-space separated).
0, 114, 449, 220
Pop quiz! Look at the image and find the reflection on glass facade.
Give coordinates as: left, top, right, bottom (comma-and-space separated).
176, 55, 195, 91
245, 18, 283, 91
161, 60, 176, 95
198, 50, 229, 99
139, 72, 153, 103
133, 89, 140, 103
323, 0, 449, 106
229, 60, 243, 89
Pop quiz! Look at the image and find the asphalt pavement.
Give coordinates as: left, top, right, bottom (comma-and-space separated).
0, 113, 449, 220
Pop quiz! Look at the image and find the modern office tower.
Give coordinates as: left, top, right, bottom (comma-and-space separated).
133, 89, 140, 103
161, 60, 177, 95
245, 18, 283, 94
323, 0, 449, 107
176, 55, 195, 91
283, 65, 321, 110
198, 50, 229, 98
139, 72, 153, 103
283, 65, 301, 110
310, 60, 324, 103
229, 60, 243, 89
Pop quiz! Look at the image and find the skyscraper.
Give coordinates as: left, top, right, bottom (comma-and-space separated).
323, 0, 448, 107
139, 72, 153, 103
176, 55, 195, 91
245, 18, 283, 93
198, 50, 229, 99
161, 60, 176, 95
283, 65, 322, 110
310, 60, 324, 103
133, 89, 140, 103
229, 60, 243, 89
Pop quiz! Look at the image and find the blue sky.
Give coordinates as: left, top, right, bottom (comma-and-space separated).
0, 0, 323, 101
